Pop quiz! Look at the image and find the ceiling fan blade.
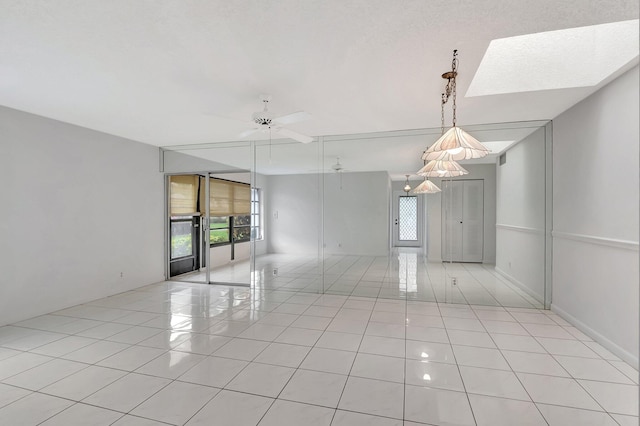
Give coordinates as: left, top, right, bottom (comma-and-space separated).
273, 111, 311, 125
275, 128, 314, 144
238, 128, 260, 139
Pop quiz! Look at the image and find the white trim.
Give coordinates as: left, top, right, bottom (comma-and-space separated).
495, 223, 544, 235
494, 266, 544, 304
551, 304, 639, 369
552, 231, 639, 251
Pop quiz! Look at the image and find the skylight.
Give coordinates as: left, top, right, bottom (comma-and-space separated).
466, 20, 639, 97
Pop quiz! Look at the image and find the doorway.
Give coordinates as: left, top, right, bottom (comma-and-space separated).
392, 190, 423, 247
441, 179, 484, 262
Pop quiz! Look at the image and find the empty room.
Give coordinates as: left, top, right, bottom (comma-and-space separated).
1, 1, 638, 425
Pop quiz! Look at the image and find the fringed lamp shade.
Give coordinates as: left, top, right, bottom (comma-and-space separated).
422, 126, 489, 161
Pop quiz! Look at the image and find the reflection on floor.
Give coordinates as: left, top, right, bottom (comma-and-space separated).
173, 261, 251, 286
0, 282, 636, 425
178, 251, 543, 309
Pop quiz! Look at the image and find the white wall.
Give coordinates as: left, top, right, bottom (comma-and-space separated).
0, 106, 164, 326
209, 242, 251, 268
266, 173, 321, 255
323, 171, 390, 256
266, 171, 390, 256
427, 164, 497, 263
495, 128, 546, 302
552, 65, 639, 367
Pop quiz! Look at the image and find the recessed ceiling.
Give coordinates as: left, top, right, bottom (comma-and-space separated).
466, 19, 639, 96
0, 0, 638, 147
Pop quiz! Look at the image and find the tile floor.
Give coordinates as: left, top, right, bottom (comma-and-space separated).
176, 252, 543, 308
0, 281, 637, 425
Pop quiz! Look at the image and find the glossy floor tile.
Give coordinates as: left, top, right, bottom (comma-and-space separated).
0, 278, 636, 425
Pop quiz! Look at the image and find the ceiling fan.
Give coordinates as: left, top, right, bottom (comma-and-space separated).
329, 157, 350, 189
238, 95, 313, 144
331, 157, 348, 173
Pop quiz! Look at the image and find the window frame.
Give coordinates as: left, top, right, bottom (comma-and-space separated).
251, 187, 263, 241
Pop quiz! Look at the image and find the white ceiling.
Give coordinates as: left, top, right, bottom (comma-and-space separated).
1, 0, 638, 151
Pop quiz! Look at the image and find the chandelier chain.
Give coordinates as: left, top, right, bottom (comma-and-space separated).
440, 49, 459, 128
441, 93, 446, 136
451, 50, 458, 127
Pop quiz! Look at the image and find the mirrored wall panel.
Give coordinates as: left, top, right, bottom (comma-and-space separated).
160, 120, 552, 309
163, 142, 253, 286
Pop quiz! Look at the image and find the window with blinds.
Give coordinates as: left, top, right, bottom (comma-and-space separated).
202, 178, 252, 246
207, 178, 251, 216
169, 175, 256, 246
169, 175, 199, 215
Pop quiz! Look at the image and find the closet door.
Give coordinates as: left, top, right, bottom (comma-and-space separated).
442, 180, 484, 262
442, 181, 464, 262
462, 180, 484, 262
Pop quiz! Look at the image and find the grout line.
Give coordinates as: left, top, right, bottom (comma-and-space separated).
476, 310, 551, 425
0, 258, 638, 425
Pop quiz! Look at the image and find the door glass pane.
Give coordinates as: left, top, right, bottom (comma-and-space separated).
399, 196, 418, 241
233, 215, 251, 242
170, 220, 193, 259
210, 217, 230, 244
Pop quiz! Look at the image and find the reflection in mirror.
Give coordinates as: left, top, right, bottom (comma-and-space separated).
163, 143, 253, 286
160, 120, 551, 309
440, 123, 550, 308
252, 140, 322, 295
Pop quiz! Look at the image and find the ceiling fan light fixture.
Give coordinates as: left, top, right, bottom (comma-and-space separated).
239, 95, 313, 144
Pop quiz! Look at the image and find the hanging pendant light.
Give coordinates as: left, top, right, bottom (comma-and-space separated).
423, 50, 489, 161
403, 175, 412, 194
423, 126, 489, 161
412, 178, 441, 194
417, 159, 468, 177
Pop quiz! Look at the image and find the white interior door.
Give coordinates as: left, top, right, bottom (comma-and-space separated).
462, 180, 484, 262
442, 180, 484, 262
442, 180, 464, 261
393, 191, 423, 247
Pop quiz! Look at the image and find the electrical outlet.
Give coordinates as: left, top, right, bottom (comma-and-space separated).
120, 272, 123, 278
273, 269, 278, 276
451, 277, 457, 286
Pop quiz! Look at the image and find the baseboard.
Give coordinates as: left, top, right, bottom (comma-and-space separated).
551, 304, 639, 369
494, 266, 544, 304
